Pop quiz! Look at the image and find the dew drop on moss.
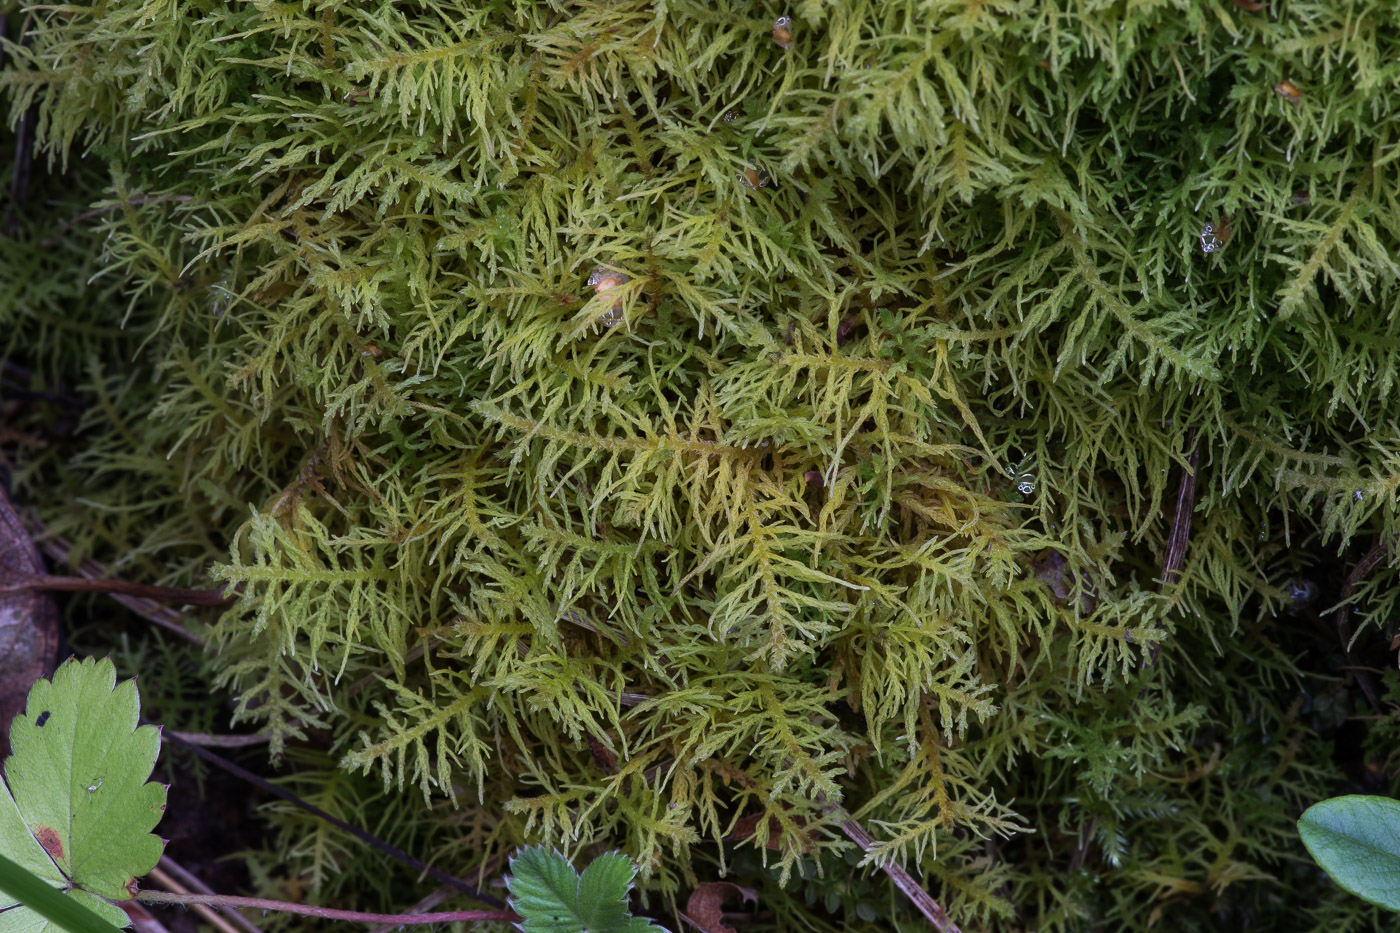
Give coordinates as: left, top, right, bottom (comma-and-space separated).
1285, 578, 1318, 608
1199, 223, 1221, 253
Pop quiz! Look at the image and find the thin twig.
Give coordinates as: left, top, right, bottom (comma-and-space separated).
118, 899, 176, 933
368, 852, 510, 933
3, 16, 36, 237
819, 802, 960, 933
33, 532, 202, 643
1159, 430, 1201, 591
166, 730, 271, 748
0, 575, 232, 606
156, 857, 264, 933
1, 360, 86, 409
146, 866, 246, 933
1333, 536, 1388, 714
156, 730, 507, 910
1149, 430, 1201, 665
39, 194, 194, 246
135, 891, 518, 926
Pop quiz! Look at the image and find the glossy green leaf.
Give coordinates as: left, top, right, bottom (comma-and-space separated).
1299, 795, 1400, 912
0, 658, 167, 930
506, 847, 664, 933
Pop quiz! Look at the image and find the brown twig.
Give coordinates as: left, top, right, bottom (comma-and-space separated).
1068, 817, 1095, 872
33, 532, 204, 643
819, 802, 961, 933
39, 194, 194, 246
368, 852, 511, 933
0, 575, 232, 606
1, 360, 86, 410
118, 899, 176, 933
156, 730, 508, 909
1333, 536, 1388, 714
2, 16, 37, 238
135, 891, 518, 926
146, 866, 247, 933
156, 857, 263, 933
1149, 430, 1201, 665
1159, 430, 1200, 591
166, 730, 271, 748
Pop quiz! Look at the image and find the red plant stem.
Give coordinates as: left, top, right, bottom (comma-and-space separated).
156, 730, 506, 909
0, 575, 233, 606
135, 891, 519, 926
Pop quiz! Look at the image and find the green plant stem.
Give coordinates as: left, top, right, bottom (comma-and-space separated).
135, 891, 519, 925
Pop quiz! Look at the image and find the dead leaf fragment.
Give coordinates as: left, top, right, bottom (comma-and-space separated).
0, 487, 59, 756
586, 736, 618, 774
1030, 549, 1098, 614
730, 809, 811, 852
686, 881, 758, 933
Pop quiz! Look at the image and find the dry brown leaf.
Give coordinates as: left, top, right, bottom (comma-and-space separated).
685, 881, 757, 933
0, 487, 59, 756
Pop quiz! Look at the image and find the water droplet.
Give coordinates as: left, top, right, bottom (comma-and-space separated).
1199, 223, 1221, 254
1016, 473, 1036, 495
772, 15, 793, 49
1353, 490, 1365, 502
588, 266, 629, 326
1285, 578, 1318, 608
738, 165, 770, 189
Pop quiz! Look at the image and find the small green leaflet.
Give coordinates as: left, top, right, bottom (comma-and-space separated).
0, 657, 167, 931
1299, 795, 1400, 912
506, 847, 667, 933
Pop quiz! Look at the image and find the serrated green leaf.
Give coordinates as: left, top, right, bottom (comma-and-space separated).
506, 847, 666, 933
1299, 795, 1400, 912
0, 657, 167, 930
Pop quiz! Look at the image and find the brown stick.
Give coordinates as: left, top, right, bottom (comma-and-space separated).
145, 867, 247, 933
368, 852, 510, 933
1149, 430, 1201, 665
157, 730, 507, 909
820, 804, 961, 933
135, 891, 518, 926
39, 194, 195, 246
0, 575, 233, 606
156, 857, 263, 933
1159, 429, 1201, 590
33, 532, 204, 643
165, 730, 271, 748
1333, 536, 1388, 713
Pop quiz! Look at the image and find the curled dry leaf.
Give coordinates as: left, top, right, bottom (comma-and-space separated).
0, 487, 59, 757
587, 735, 618, 774
730, 809, 811, 853
685, 881, 757, 933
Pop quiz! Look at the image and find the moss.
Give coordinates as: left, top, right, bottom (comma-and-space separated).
3, 1, 1400, 929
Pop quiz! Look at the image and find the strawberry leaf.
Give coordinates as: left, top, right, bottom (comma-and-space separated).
507, 847, 666, 933
0, 657, 167, 929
